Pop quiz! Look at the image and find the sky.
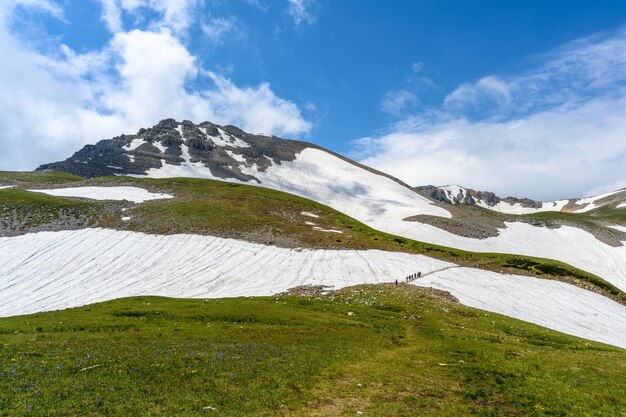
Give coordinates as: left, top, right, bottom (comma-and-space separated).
2, 0, 626, 200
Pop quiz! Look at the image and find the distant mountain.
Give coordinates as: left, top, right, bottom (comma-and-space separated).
415, 184, 626, 215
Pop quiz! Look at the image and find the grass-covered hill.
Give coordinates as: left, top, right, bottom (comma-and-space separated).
0, 285, 624, 416
1, 171, 623, 303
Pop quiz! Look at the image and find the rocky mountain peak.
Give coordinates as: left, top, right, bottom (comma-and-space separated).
37, 119, 311, 181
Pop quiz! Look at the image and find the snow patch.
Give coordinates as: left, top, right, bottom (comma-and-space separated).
608, 224, 626, 233
312, 227, 343, 234
123, 138, 144, 151
572, 189, 623, 213
0, 186, 12, 190
200, 127, 250, 148
412, 268, 626, 349
27, 186, 173, 204
474, 199, 570, 215
301, 211, 320, 218
152, 141, 167, 153
225, 150, 247, 164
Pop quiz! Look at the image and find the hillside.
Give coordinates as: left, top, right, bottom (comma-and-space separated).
1, 173, 625, 351
36, 119, 626, 292
0, 285, 624, 416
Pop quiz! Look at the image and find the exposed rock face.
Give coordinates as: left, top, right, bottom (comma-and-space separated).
414, 185, 543, 208
37, 119, 311, 182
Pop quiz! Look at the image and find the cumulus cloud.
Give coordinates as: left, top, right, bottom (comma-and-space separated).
0, 1, 311, 170
287, 0, 318, 27
357, 28, 626, 200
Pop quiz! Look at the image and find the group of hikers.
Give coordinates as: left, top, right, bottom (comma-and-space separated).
395, 271, 422, 286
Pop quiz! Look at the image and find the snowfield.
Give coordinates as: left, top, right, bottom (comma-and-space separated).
0, 186, 12, 189
476, 199, 569, 215
413, 268, 626, 349
132, 145, 626, 292
383, 221, 626, 292
27, 186, 173, 203
0, 228, 451, 317
1, 228, 625, 349
138, 144, 452, 219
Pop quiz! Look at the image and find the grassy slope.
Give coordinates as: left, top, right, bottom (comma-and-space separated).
0, 188, 101, 231
0, 286, 623, 416
1, 171, 624, 303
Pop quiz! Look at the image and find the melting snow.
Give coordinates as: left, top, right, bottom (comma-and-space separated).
123, 138, 144, 151
301, 211, 320, 218
225, 150, 247, 163
1, 228, 625, 348
127, 146, 626, 291
0, 229, 450, 317
0, 186, 12, 189
381, 220, 626, 292
412, 268, 626, 349
312, 227, 343, 234
571, 189, 623, 213
27, 186, 173, 204
199, 127, 250, 148
152, 141, 167, 153
608, 224, 626, 233
475, 199, 570, 215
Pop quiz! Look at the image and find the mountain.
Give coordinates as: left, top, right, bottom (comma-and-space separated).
38, 119, 626, 293
415, 184, 626, 215
3, 117, 626, 392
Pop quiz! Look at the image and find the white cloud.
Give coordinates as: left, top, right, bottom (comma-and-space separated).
97, 0, 201, 34
380, 90, 418, 116
243, 0, 268, 12
201, 16, 240, 44
357, 28, 626, 200
99, 0, 123, 32
0, 3, 311, 170
443, 76, 513, 114
203, 72, 311, 135
7, 0, 64, 19
287, 0, 318, 26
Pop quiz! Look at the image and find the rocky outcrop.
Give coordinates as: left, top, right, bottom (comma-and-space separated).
414, 185, 543, 208
37, 119, 311, 182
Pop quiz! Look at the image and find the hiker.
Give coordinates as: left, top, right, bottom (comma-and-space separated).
417, 271, 421, 278
395, 279, 398, 287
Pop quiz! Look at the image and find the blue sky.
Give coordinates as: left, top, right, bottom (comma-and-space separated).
2, 0, 626, 199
